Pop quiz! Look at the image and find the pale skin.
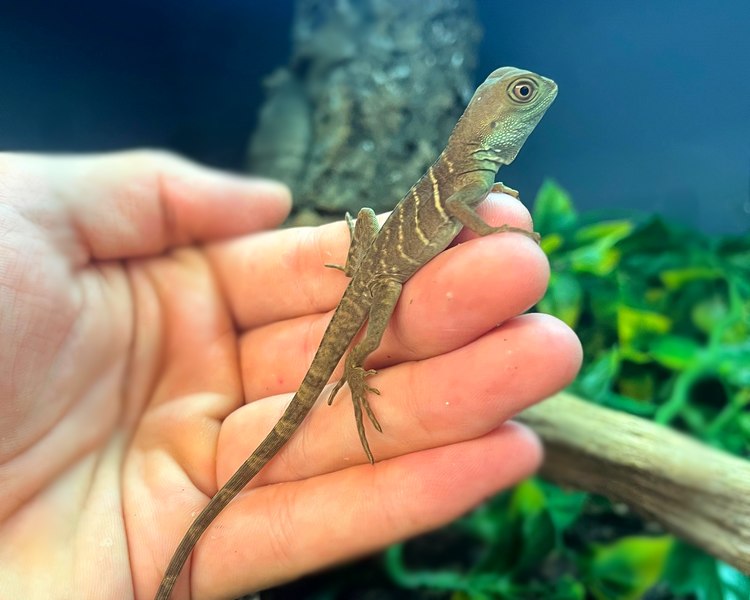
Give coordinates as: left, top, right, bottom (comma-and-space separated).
0, 151, 582, 599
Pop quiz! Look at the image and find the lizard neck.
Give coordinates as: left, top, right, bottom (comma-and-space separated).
431, 142, 499, 201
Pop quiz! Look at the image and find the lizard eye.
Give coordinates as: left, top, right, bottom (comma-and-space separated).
510, 79, 537, 103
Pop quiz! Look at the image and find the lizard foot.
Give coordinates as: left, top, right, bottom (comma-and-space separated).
490, 181, 520, 199
327, 366, 382, 463
489, 223, 541, 244
324, 212, 355, 271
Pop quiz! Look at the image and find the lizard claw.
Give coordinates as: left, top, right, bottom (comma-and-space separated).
361, 368, 380, 395
361, 394, 382, 431
327, 378, 346, 405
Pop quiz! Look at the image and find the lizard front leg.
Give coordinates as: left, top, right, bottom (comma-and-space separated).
446, 183, 541, 243
490, 181, 520, 199
328, 277, 402, 463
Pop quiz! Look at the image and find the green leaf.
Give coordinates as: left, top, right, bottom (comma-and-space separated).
575, 219, 634, 246
538, 578, 587, 600
540, 232, 566, 255
537, 480, 587, 537
582, 535, 673, 600
616, 215, 683, 255
649, 335, 702, 370
660, 266, 722, 289
708, 343, 750, 389
533, 180, 577, 238
727, 365, 750, 387
662, 541, 750, 600
617, 306, 672, 360
576, 350, 620, 401
718, 236, 750, 271
717, 562, 750, 599
499, 577, 587, 600
538, 271, 584, 328
568, 242, 622, 276
384, 543, 479, 592
691, 295, 730, 334
618, 369, 657, 402
564, 218, 632, 278
599, 392, 657, 416
507, 480, 557, 575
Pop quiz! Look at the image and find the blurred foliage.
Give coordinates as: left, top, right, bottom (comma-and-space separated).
265, 182, 749, 600
534, 180, 750, 453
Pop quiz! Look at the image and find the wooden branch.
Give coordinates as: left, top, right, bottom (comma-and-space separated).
517, 392, 750, 574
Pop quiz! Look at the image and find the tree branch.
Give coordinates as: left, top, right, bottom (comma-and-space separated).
517, 392, 750, 574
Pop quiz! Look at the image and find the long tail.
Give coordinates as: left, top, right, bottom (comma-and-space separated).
155, 287, 369, 599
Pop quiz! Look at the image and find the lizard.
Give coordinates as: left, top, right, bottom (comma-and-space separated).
155, 66, 557, 599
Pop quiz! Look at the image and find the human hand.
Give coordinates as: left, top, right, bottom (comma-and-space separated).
0, 151, 581, 599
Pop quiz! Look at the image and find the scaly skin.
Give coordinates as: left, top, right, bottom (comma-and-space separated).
155, 66, 557, 599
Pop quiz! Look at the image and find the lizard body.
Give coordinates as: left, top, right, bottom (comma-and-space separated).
155, 66, 557, 599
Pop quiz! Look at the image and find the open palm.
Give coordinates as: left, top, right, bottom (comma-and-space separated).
0, 151, 581, 599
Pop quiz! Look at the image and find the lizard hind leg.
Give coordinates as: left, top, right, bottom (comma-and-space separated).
329, 277, 403, 463
324, 208, 379, 275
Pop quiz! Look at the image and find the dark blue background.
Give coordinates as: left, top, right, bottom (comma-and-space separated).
1, 0, 748, 233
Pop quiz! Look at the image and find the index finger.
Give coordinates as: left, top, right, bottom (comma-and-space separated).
207, 192, 537, 330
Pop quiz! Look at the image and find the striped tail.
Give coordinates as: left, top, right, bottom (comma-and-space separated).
155, 284, 370, 599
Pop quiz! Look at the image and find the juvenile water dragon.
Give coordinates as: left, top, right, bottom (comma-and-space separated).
155, 66, 557, 599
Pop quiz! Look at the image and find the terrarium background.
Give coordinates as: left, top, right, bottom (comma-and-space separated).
1, 0, 748, 234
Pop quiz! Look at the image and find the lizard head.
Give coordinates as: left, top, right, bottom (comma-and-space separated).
456, 66, 558, 166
